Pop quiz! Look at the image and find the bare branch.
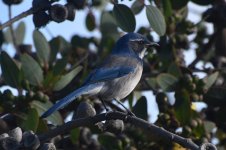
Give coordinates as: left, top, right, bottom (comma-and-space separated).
0, 8, 33, 30
188, 31, 217, 69
38, 111, 202, 150
0, 5, 49, 31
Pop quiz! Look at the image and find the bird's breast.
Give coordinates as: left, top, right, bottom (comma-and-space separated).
100, 62, 143, 101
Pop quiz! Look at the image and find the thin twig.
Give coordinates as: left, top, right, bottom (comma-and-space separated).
38, 111, 201, 150
74, 53, 89, 67
8, 5, 19, 54
0, 5, 50, 31
45, 26, 54, 38
0, 8, 33, 30
188, 31, 218, 69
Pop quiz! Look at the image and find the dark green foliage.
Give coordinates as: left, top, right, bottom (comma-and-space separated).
113, 4, 136, 32
1, 0, 226, 149
132, 96, 148, 120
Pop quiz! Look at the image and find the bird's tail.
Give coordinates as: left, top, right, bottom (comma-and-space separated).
41, 83, 103, 118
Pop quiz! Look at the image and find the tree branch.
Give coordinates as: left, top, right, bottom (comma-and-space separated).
0, 6, 49, 30
0, 8, 33, 30
188, 31, 217, 69
38, 111, 206, 150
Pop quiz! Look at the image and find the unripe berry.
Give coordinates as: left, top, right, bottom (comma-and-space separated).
103, 119, 124, 134
75, 101, 96, 119
50, 4, 68, 23
3, 0, 22, 5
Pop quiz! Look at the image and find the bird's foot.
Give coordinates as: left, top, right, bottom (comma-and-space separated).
126, 110, 136, 117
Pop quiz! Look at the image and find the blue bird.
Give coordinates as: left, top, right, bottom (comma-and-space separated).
41, 33, 158, 118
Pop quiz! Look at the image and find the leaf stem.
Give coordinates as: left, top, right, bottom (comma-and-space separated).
8, 5, 19, 54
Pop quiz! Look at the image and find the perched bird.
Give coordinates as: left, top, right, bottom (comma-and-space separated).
41, 33, 158, 118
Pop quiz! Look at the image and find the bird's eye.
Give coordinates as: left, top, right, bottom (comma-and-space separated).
138, 40, 144, 44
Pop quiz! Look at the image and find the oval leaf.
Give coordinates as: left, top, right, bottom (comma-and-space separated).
21, 108, 39, 132
203, 71, 219, 90
4, 28, 12, 43
0, 51, 21, 88
170, 0, 188, 10
33, 30, 50, 66
86, 11, 96, 31
70, 128, 80, 144
21, 54, 44, 86
15, 22, 26, 45
100, 11, 118, 38
131, 0, 144, 15
132, 96, 148, 120
146, 5, 166, 36
157, 73, 178, 92
3, 21, 25, 44
204, 87, 226, 106
113, 4, 136, 32
53, 66, 83, 91
167, 62, 182, 77
31, 100, 63, 125
175, 89, 191, 125
49, 36, 70, 64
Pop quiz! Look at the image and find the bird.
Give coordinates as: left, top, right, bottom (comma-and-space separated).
41, 33, 158, 118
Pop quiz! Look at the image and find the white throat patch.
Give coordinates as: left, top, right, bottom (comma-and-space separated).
139, 48, 147, 59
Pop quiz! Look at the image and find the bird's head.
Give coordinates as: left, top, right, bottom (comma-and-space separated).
112, 33, 159, 59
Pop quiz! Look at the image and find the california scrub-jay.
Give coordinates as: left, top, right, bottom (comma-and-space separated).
41, 33, 158, 118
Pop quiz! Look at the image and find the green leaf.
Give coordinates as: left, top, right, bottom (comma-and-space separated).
203, 72, 219, 90
3, 22, 25, 44
113, 4, 136, 32
30, 100, 63, 125
70, 128, 80, 144
98, 133, 122, 150
21, 54, 43, 86
86, 12, 96, 31
128, 94, 133, 110
52, 58, 67, 75
170, 0, 188, 10
162, 0, 173, 19
167, 62, 182, 78
53, 66, 83, 91
132, 96, 148, 120
21, 108, 39, 132
4, 28, 12, 43
33, 30, 50, 66
146, 5, 166, 36
0, 51, 21, 88
146, 77, 158, 90
131, 0, 144, 15
36, 119, 48, 134
15, 22, 26, 45
157, 73, 178, 92
100, 11, 119, 38
0, 29, 4, 46
174, 89, 191, 125
49, 36, 70, 64
204, 87, 226, 106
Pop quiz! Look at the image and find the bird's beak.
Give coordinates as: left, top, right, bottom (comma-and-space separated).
145, 42, 159, 48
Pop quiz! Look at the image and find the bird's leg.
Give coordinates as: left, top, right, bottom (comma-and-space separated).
99, 97, 109, 112
113, 99, 135, 116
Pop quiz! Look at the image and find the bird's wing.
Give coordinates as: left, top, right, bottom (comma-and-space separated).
83, 66, 135, 84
